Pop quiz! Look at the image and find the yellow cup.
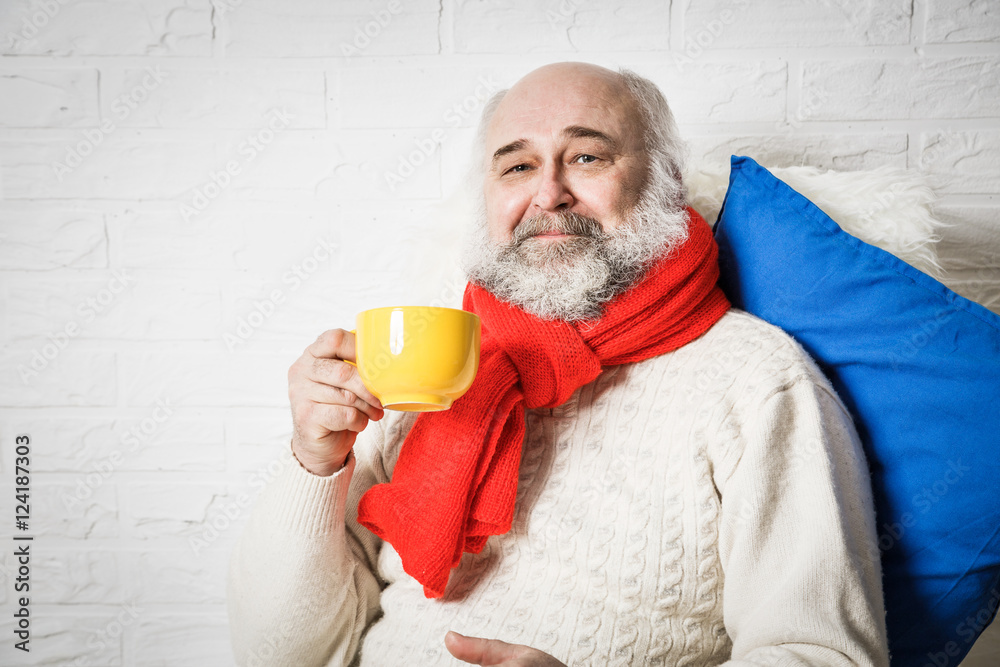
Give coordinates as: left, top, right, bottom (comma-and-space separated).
352, 306, 481, 412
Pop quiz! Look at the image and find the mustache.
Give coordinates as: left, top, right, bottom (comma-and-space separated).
509, 212, 607, 247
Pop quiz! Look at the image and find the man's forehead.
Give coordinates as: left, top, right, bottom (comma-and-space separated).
485, 79, 639, 153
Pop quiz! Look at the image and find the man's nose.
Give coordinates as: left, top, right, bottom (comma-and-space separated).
531, 164, 574, 213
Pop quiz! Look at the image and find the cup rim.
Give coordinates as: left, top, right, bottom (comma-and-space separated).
357, 305, 480, 323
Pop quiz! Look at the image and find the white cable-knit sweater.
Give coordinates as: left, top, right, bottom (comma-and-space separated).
227, 310, 890, 667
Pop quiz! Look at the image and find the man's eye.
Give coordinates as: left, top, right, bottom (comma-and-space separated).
574, 154, 598, 164
505, 164, 530, 174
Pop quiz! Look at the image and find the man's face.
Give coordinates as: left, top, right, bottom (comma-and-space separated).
465, 64, 689, 322
482, 66, 649, 245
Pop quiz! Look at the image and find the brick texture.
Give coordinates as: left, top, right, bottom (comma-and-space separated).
453, 0, 672, 53
926, 0, 1000, 43
0, 0, 213, 56
0, 1, 997, 665
0, 69, 99, 127
801, 57, 1000, 120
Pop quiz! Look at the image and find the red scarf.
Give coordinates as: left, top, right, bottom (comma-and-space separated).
357, 209, 729, 598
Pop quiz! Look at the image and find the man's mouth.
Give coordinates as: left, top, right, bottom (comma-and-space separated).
509, 212, 605, 248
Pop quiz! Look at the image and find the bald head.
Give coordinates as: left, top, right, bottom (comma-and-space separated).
494, 62, 638, 120
514, 61, 624, 86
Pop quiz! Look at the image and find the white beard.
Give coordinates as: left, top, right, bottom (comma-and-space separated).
464, 187, 691, 322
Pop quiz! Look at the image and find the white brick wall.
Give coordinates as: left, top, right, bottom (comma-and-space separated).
0, 1, 997, 665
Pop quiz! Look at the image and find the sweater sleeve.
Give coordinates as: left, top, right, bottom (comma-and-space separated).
716, 373, 890, 667
226, 422, 393, 667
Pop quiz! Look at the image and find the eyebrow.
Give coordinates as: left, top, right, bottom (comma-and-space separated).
490, 125, 620, 168
491, 139, 528, 165
563, 125, 618, 149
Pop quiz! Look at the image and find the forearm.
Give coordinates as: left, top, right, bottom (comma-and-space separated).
227, 452, 382, 667
719, 376, 889, 667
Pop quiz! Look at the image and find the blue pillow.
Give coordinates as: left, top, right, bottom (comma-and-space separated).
713, 156, 1000, 666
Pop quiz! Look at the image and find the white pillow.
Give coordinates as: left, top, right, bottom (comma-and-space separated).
685, 163, 945, 279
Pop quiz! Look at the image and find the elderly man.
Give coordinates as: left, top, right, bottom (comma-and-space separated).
228, 62, 890, 666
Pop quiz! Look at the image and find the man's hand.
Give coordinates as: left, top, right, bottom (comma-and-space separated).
288, 329, 384, 476
445, 631, 568, 666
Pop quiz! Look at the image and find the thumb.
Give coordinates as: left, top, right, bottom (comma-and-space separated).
445, 631, 519, 665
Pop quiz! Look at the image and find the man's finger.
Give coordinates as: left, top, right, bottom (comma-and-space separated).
307, 357, 383, 410
306, 328, 355, 361
306, 382, 384, 422
444, 631, 519, 665
309, 402, 371, 435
